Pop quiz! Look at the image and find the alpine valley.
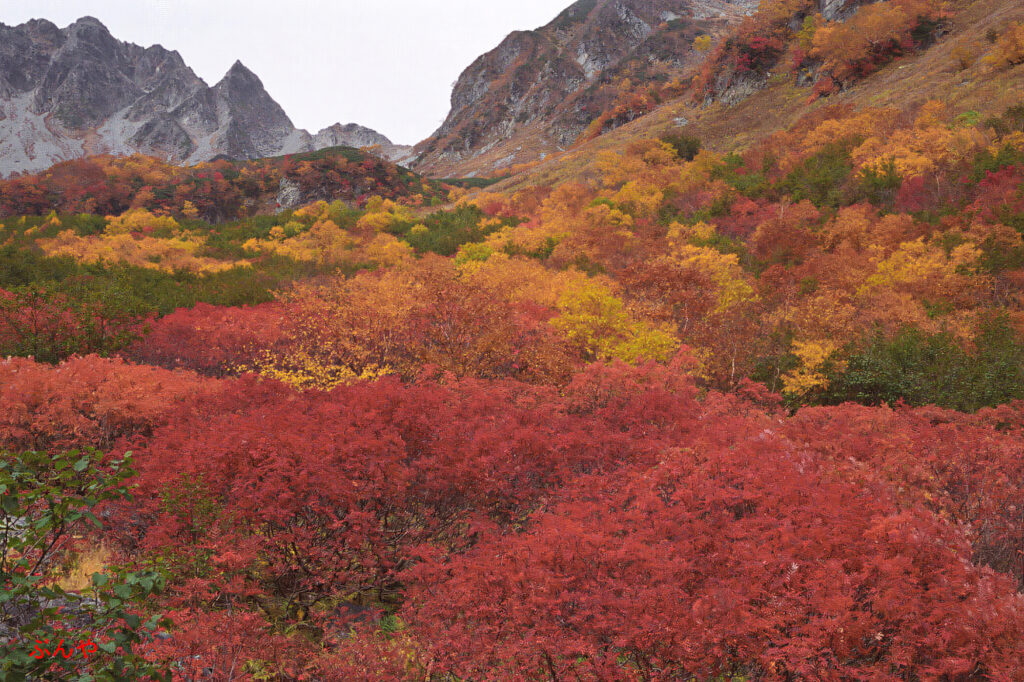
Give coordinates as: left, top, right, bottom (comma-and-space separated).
2, 0, 1024, 679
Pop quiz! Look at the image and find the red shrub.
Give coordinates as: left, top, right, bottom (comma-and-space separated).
124, 302, 286, 375
785, 402, 1024, 586
0, 355, 222, 451
403, 413, 1024, 680
107, 362, 702, 641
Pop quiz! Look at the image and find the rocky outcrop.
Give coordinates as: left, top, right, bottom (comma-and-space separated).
313, 122, 392, 149
0, 16, 405, 176
819, 0, 862, 22
276, 176, 305, 210
411, 0, 759, 177
312, 122, 414, 164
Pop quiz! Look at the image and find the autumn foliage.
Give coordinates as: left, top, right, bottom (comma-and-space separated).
0, 355, 222, 451
0, 148, 448, 221
4, 353, 1024, 679
3, 1, 1024, 678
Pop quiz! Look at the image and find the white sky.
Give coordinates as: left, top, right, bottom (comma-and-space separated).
0, 1, 568, 144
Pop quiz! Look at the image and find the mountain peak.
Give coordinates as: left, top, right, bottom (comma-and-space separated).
228, 59, 251, 74
65, 15, 112, 37
316, 122, 393, 147
11, 18, 59, 32
0, 14, 406, 175
219, 59, 263, 88
413, 0, 756, 176
69, 16, 107, 28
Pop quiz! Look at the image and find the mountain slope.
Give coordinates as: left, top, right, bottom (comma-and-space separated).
411, 0, 759, 177
492, 0, 1024, 192
0, 16, 408, 176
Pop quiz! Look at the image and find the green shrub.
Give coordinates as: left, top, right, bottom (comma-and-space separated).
818, 315, 1024, 411
971, 144, 1024, 181
662, 133, 703, 162
983, 103, 1024, 136
776, 141, 855, 208
710, 153, 769, 198
388, 205, 514, 256
858, 158, 903, 206
0, 449, 170, 681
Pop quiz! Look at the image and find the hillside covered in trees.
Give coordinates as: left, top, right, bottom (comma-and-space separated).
0, 146, 451, 222
3, 0, 1024, 679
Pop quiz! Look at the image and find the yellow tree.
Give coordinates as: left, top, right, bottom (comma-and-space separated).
551, 282, 679, 364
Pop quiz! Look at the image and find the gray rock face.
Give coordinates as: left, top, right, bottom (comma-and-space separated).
819, 0, 859, 22
312, 122, 414, 164
313, 122, 392, 149
412, 0, 760, 175
276, 176, 304, 211
0, 16, 403, 176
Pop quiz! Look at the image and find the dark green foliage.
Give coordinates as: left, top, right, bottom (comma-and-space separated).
971, 144, 1024, 181
440, 177, 502, 189
996, 203, 1024, 234
0, 449, 170, 681
711, 152, 769, 197
859, 158, 903, 206
776, 141, 854, 208
979, 234, 1024, 273
0, 246, 80, 286
662, 133, 703, 162
64, 214, 108, 237
909, 17, 944, 46
818, 316, 1024, 411
726, 169, 770, 198
0, 247, 286, 315
387, 205, 515, 256
267, 145, 365, 164
934, 230, 968, 256
983, 104, 1024, 137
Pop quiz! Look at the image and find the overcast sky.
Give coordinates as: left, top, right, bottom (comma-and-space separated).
0, 1, 568, 144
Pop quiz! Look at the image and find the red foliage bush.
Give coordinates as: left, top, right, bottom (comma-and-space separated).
785, 402, 1024, 586
103, 362, 701, 663
0, 355, 223, 451
403, 408, 1024, 680
81, 359, 1024, 679
123, 302, 286, 375
144, 608, 308, 681
0, 286, 150, 363
968, 165, 1024, 227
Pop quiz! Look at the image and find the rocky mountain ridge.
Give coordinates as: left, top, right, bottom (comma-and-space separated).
0, 16, 410, 177
410, 0, 760, 177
